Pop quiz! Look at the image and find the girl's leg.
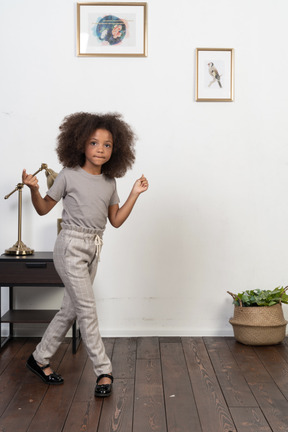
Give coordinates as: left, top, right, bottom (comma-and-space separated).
32, 290, 76, 367
53, 228, 112, 378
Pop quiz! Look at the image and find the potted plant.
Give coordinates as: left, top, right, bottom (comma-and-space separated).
227, 286, 288, 345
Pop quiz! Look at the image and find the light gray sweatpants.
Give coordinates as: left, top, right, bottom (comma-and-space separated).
33, 224, 112, 378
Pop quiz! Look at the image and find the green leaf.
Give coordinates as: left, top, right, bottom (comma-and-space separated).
228, 286, 288, 307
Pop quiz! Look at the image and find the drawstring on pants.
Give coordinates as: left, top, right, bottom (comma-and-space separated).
94, 234, 103, 262
60, 223, 104, 263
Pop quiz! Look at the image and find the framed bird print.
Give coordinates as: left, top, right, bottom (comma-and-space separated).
77, 2, 148, 57
196, 48, 234, 101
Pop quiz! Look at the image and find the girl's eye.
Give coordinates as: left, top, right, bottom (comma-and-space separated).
90, 141, 97, 146
105, 144, 111, 148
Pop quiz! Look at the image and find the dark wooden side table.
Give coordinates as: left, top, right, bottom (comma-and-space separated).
0, 252, 80, 353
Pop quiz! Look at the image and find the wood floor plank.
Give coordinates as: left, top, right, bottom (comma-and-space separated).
274, 338, 288, 362
62, 400, 101, 432
61, 338, 115, 431
97, 379, 134, 432
230, 407, 272, 432
61, 355, 103, 432
70, 338, 114, 403
2, 337, 288, 432
111, 338, 136, 379
159, 337, 182, 344
249, 381, 288, 431
133, 358, 167, 432
137, 337, 160, 359
204, 337, 258, 407
161, 342, 202, 432
254, 346, 288, 399
27, 341, 88, 432
0, 338, 27, 375
226, 339, 272, 384
0, 338, 42, 416
0, 340, 68, 432
182, 337, 237, 432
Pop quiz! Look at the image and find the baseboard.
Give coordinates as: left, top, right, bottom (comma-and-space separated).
1, 326, 235, 338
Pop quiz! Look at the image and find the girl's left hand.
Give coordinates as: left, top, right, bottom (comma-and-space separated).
133, 174, 149, 194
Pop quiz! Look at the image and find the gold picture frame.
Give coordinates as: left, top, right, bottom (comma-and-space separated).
77, 2, 147, 57
196, 48, 234, 102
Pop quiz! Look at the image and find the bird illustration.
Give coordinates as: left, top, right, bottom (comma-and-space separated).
208, 62, 222, 88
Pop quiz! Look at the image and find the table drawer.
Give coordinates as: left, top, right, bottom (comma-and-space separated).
0, 262, 63, 285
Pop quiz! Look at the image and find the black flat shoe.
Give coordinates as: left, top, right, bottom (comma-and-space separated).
95, 374, 114, 398
26, 354, 64, 385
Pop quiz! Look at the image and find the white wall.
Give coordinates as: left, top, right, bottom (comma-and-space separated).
1, 0, 288, 337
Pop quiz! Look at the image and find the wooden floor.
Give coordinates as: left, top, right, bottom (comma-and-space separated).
1, 337, 288, 432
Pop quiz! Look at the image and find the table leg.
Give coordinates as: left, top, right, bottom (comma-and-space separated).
0, 286, 12, 349
72, 321, 81, 353
9, 286, 13, 338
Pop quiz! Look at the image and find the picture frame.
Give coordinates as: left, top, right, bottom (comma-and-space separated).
196, 48, 234, 102
77, 2, 147, 57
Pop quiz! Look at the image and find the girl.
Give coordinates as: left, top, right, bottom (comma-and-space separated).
22, 112, 148, 397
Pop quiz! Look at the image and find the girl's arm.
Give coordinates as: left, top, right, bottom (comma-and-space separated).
108, 174, 148, 228
22, 169, 57, 215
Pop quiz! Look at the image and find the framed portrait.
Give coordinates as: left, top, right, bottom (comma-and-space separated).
196, 48, 234, 101
77, 2, 147, 57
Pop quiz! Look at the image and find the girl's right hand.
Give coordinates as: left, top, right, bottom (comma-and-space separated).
22, 169, 39, 191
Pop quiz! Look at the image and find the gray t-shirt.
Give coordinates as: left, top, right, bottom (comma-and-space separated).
47, 166, 119, 231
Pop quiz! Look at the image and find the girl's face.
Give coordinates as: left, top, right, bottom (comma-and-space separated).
83, 128, 113, 175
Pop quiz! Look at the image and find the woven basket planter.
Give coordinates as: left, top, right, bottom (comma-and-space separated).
229, 303, 288, 345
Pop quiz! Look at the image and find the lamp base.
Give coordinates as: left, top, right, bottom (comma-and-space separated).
5, 240, 34, 256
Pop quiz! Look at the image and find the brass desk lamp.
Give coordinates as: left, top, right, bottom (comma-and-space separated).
4, 163, 58, 256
